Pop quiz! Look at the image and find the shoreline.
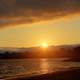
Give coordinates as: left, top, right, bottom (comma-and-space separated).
4, 68, 80, 80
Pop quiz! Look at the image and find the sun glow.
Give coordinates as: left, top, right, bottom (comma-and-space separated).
41, 43, 48, 48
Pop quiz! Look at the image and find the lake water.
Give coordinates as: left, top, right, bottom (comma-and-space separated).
0, 58, 80, 79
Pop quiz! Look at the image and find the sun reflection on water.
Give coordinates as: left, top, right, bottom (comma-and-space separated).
40, 59, 49, 74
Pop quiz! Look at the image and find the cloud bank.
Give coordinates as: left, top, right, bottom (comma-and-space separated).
0, 0, 80, 27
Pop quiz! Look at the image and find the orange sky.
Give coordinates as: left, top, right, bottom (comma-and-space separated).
0, 0, 80, 47
0, 14, 80, 48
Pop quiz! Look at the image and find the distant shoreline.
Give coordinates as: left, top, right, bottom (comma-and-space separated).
0, 58, 80, 62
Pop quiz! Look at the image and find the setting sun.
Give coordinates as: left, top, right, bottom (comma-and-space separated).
41, 43, 48, 48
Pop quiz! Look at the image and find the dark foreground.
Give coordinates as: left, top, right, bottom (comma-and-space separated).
5, 68, 80, 80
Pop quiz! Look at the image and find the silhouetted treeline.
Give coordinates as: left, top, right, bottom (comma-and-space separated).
0, 45, 80, 60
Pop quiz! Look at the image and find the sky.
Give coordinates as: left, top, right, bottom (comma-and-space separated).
0, 0, 80, 48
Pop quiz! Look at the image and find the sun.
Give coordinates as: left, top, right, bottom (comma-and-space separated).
41, 43, 48, 48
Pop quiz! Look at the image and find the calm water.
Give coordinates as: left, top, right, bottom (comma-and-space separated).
0, 58, 80, 78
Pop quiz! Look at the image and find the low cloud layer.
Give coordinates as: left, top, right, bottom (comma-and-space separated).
0, 0, 80, 27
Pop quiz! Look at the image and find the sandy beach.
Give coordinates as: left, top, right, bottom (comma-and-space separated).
5, 68, 80, 80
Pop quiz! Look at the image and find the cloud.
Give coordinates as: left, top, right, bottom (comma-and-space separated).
0, 0, 80, 27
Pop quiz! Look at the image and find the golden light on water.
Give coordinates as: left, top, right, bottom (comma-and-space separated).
40, 59, 49, 74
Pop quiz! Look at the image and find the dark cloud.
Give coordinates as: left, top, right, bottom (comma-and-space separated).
0, 0, 80, 27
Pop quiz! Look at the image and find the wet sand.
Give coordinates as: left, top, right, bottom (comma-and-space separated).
5, 68, 80, 80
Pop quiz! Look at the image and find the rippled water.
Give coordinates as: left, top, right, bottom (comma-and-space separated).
0, 58, 80, 78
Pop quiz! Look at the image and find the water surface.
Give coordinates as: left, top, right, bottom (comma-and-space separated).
0, 58, 80, 78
